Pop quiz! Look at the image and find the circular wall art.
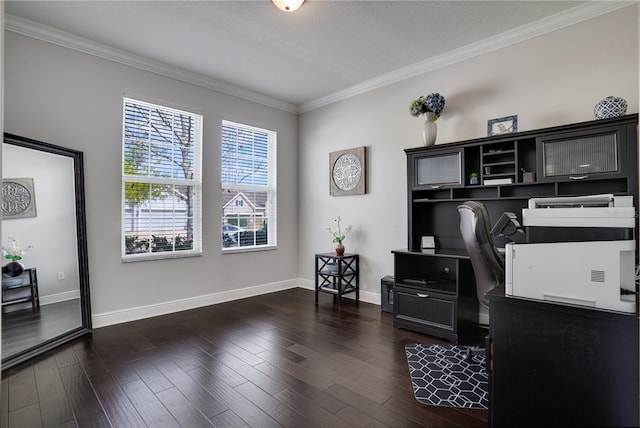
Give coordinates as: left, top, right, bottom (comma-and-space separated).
329, 147, 366, 196
2, 178, 37, 219
332, 153, 362, 192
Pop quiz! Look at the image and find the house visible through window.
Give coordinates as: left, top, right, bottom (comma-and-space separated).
122, 98, 202, 260
221, 120, 277, 250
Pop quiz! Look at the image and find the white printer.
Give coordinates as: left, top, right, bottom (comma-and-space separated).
505, 194, 637, 313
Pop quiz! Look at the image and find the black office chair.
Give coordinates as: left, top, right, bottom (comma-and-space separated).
457, 201, 505, 362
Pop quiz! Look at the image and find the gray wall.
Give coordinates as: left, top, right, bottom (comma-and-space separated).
297, 5, 639, 304
4, 32, 299, 325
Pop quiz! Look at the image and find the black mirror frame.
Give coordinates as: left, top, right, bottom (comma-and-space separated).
2, 133, 92, 370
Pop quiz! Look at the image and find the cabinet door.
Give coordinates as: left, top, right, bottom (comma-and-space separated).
412, 150, 463, 189
394, 285, 457, 341
536, 125, 626, 182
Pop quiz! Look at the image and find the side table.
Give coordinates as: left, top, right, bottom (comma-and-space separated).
315, 253, 359, 305
2, 267, 39, 311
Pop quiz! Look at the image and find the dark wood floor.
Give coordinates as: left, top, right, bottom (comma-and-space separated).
2, 300, 83, 359
0, 288, 488, 428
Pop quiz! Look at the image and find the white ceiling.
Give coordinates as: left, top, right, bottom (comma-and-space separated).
4, 1, 630, 113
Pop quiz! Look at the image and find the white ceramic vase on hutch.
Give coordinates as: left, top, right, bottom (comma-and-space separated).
422, 112, 437, 146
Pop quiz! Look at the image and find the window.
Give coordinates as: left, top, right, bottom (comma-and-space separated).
122, 98, 202, 260
221, 120, 276, 250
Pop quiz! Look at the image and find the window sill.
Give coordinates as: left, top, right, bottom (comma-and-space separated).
222, 245, 277, 254
122, 251, 203, 263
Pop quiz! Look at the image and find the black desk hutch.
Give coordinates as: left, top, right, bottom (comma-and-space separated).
393, 114, 640, 426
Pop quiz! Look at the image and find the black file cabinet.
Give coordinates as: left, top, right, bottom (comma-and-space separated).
392, 249, 477, 343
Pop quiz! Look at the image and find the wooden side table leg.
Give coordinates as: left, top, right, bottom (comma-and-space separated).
356, 257, 360, 303
337, 261, 342, 305
315, 256, 319, 304
32, 271, 40, 310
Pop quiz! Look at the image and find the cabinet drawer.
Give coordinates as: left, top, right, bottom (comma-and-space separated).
394, 287, 456, 331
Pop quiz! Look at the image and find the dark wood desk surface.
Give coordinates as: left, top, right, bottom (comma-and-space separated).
391, 248, 470, 259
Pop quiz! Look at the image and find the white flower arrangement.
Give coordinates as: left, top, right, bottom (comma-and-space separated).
327, 216, 352, 244
2, 237, 32, 262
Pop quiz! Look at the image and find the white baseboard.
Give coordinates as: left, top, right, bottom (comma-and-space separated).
92, 278, 298, 328
39, 290, 80, 306
297, 278, 381, 305
94, 278, 489, 329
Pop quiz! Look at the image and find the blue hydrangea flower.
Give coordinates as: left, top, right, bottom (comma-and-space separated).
409, 92, 446, 120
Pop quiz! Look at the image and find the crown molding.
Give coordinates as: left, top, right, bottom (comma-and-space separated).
5, 2, 636, 115
4, 14, 298, 114
298, 1, 637, 113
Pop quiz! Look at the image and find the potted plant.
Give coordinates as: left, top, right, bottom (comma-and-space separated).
410, 92, 446, 146
409, 93, 446, 120
327, 216, 352, 256
469, 172, 479, 185
2, 237, 32, 277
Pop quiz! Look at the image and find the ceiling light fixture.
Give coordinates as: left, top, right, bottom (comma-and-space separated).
272, 0, 305, 12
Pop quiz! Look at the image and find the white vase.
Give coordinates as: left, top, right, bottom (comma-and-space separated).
422, 112, 438, 146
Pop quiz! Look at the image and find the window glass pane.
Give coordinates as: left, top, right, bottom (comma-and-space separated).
124, 183, 196, 255
221, 123, 270, 186
149, 143, 175, 178
123, 141, 149, 176
222, 189, 269, 248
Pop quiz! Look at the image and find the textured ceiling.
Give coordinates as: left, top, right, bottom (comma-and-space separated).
5, 1, 614, 111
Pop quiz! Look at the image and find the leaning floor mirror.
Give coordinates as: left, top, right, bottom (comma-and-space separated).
1, 133, 91, 370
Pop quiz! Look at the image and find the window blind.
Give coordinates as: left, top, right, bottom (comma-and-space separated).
221, 120, 277, 250
122, 98, 202, 260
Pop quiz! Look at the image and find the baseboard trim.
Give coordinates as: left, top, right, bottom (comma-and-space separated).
297, 278, 381, 305
92, 278, 298, 328
39, 289, 80, 306
93, 278, 487, 329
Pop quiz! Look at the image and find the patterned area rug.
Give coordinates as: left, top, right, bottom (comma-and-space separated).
405, 344, 488, 410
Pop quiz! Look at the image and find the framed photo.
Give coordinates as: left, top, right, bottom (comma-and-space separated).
2, 178, 37, 219
487, 115, 518, 136
329, 146, 367, 196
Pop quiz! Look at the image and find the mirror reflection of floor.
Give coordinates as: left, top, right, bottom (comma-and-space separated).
2, 299, 82, 359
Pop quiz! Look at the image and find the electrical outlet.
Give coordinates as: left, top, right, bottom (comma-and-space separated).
57, 271, 65, 281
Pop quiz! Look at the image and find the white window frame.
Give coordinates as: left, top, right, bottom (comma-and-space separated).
221, 120, 277, 252
121, 97, 203, 261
